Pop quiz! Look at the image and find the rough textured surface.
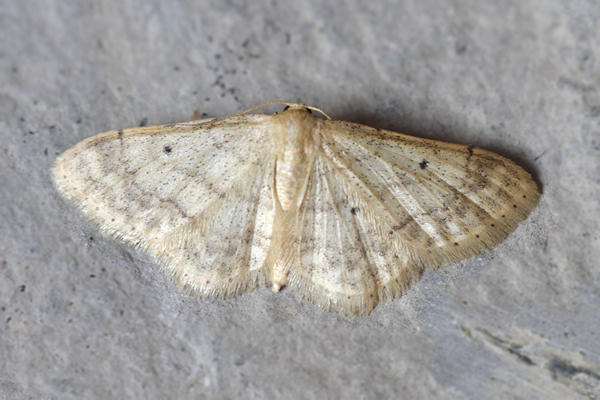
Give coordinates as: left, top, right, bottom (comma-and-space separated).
1, 1, 598, 398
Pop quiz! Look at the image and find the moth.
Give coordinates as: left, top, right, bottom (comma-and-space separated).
52, 102, 539, 315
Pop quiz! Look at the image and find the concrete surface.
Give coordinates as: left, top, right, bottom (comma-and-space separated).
1, 1, 599, 399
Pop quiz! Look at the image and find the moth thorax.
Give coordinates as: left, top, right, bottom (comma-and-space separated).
272, 111, 318, 211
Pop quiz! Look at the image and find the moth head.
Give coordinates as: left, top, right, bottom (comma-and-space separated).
282, 104, 312, 114
280, 103, 331, 120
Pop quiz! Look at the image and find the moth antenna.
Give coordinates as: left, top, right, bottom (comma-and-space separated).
304, 105, 332, 120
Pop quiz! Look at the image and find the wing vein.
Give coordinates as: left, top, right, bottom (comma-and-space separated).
321, 161, 376, 297
321, 139, 444, 244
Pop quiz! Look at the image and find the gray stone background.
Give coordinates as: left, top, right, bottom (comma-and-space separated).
1, 1, 599, 399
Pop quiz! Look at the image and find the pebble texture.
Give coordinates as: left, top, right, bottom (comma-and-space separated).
1, 1, 599, 399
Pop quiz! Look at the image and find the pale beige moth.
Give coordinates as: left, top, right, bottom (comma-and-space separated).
52, 102, 539, 315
